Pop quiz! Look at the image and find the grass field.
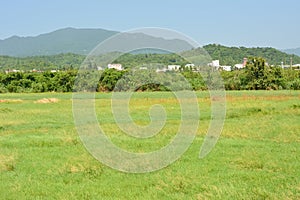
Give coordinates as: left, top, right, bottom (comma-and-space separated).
0, 91, 299, 199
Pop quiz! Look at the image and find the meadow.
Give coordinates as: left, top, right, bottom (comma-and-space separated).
0, 91, 299, 199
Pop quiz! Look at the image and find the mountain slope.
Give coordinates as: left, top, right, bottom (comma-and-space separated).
0, 28, 193, 57
0, 28, 118, 56
2, 44, 300, 72
203, 44, 300, 66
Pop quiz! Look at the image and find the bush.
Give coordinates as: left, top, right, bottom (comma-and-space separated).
290, 79, 300, 90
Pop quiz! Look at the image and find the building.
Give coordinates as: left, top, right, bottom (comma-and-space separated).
212, 60, 220, 67
5, 69, 21, 74
185, 63, 195, 68
208, 60, 220, 68
234, 58, 248, 70
207, 60, 231, 71
220, 66, 232, 71
234, 64, 244, 69
108, 64, 123, 70
167, 65, 181, 71
243, 58, 248, 66
183, 63, 197, 71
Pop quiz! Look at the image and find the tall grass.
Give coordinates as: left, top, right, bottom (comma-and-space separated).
0, 91, 299, 199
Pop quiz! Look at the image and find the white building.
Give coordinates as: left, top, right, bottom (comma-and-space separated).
282, 65, 291, 69
233, 58, 248, 70
234, 64, 244, 69
212, 60, 220, 67
108, 64, 123, 71
208, 60, 220, 68
167, 65, 181, 71
185, 63, 195, 68
220, 66, 232, 71
183, 63, 196, 71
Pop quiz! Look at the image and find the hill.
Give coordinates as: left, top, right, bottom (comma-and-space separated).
0, 28, 118, 57
0, 53, 85, 71
0, 28, 193, 57
203, 44, 300, 66
1, 27, 299, 66
1, 44, 300, 71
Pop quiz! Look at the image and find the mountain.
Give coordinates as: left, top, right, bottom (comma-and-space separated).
282, 48, 300, 57
0, 28, 118, 57
0, 28, 193, 57
1, 27, 298, 65
203, 44, 300, 66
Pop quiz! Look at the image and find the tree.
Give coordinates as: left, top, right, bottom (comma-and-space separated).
244, 57, 284, 90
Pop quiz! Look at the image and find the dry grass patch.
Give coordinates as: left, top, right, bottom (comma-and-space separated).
34, 98, 59, 104
0, 154, 15, 172
62, 156, 103, 178
0, 99, 23, 103
226, 95, 299, 102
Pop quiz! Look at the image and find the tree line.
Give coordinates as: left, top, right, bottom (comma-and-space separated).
0, 57, 299, 93
0, 53, 85, 71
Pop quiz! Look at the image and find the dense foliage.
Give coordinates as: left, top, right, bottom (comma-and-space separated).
204, 44, 300, 66
113, 53, 188, 68
222, 57, 300, 90
0, 70, 78, 93
1, 44, 300, 72
0, 53, 85, 71
0, 57, 299, 93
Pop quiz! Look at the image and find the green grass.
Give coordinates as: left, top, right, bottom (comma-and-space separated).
0, 91, 299, 199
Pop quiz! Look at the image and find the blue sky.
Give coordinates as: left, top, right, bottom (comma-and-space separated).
0, 0, 299, 49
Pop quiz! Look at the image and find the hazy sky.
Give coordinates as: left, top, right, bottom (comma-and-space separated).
0, 0, 299, 49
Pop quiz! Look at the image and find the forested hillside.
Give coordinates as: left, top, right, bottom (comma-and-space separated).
1, 44, 300, 72
0, 53, 85, 71
0, 53, 188, 71
204, 44, 300, 66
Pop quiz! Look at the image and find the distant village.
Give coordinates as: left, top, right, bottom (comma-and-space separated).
96, 58, 300, 72
5, 57, 300, 74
